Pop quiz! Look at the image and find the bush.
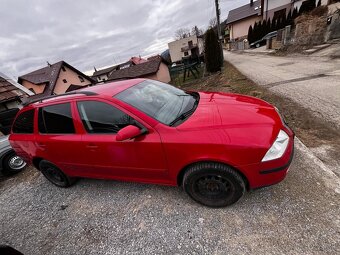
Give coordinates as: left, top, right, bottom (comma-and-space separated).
204, 28, 222, 73
310, 6, 328, 16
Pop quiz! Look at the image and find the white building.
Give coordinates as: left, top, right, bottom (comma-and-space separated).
168, 35, 204, 63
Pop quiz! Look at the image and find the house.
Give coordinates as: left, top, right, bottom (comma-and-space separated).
292, 0, 328, 12
0, 72, 33, 112
0, 72, 33, 134
18, 61, 94, 100
263, 0, 328, 20
92, 56, 171, 84
92, 56, 148, 83
107, 56, 170, 83
226, 0, 262, 41
168, 35, 204, 63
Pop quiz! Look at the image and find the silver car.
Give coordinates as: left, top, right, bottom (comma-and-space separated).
0, 135, 26, 176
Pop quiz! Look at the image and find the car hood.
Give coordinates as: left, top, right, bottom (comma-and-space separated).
176, 92, 282, 146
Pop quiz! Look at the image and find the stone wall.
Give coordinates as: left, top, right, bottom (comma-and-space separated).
294, 15, 327, 45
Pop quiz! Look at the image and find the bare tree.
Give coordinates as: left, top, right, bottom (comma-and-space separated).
209, 18, 217, 28
174, 28, 190, 39
191, 25, 203, 37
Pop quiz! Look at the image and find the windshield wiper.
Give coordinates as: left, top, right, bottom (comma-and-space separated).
169, 95, 199, 126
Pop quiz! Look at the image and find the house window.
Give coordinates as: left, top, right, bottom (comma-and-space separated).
188, 40, 193, 48
38, 103, 75, 134
184, 51, 189, 56
77, 101, 134, 134
78, 76, 85, 82
61, 66, 66, 72
273, 9, 286, 20
63, 79, 67, 83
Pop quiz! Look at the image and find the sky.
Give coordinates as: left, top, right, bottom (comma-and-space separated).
0, 0, 249, 79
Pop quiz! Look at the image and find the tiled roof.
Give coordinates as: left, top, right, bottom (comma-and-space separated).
130, 56, 147, 65
93, 65, 118, 77
19, 61, 63, 85
18, 61, 94, 95
0, 75, 26, 103
226, 1, 262, 24
107, 58, 162, 81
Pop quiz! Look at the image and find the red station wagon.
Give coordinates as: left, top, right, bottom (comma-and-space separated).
9, 79, 294, 207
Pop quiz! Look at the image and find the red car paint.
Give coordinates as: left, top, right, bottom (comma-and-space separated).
9, 78, 294, 189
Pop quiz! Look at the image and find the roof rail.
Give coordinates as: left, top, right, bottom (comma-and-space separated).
22, 91, 98, 106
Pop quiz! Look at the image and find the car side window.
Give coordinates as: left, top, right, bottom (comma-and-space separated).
77, 101, 134, 134
38, 103, 75, 134
12, 109, 35, 134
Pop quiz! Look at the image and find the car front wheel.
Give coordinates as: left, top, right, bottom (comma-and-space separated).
1, 151, 27, 176
182, 162, 245, 207
39, 160, 77, 187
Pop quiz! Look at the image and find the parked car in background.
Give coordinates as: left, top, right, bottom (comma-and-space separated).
0, 135, 26, 176
9, 79, 294, 207
250, 31, 278, 48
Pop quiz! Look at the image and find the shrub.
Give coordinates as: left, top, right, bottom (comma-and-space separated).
204, 28, 222, 73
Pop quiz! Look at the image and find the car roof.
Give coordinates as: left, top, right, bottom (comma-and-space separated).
28, 78, 145, 107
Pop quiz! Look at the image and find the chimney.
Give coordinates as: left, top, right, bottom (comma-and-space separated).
47, 61, 51, 67
250, 0, 254, 6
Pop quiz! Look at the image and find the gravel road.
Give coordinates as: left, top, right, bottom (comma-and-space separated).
0, 140, 339, 255
224, 50, 340, 129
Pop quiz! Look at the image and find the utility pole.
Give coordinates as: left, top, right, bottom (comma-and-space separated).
214, 0, 224, 65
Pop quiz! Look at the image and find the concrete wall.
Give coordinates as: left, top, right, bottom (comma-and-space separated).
230, 16, 262, 40
54, 65, 92, 94
168, 36, 201, 62
21, 80, 46, 94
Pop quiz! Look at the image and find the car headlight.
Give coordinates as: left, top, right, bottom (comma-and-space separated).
262, 130, 289, 162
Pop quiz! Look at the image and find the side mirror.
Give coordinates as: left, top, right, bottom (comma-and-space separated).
116, 125, 143, 141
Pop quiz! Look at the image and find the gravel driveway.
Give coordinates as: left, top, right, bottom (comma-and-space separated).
0, 140, 339, 255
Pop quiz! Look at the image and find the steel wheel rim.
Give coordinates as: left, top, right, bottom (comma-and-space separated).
194, 175, 234, 200
8, 155, 26, 170
45, 167, 64, 184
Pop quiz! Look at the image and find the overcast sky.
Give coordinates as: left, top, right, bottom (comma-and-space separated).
0, 0, 249, 78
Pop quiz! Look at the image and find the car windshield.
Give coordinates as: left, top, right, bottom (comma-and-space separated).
115, 80, 199, 126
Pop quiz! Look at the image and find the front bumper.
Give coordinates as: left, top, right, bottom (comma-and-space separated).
240, 134, 295, 189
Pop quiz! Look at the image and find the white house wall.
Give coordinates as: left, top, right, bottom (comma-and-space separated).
168, 35, 200, 63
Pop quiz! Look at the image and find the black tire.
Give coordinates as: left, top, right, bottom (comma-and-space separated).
255, 43, 260, 48
1, 151, 27, 176
182, 162, 245, 207
39, 160, 77, 187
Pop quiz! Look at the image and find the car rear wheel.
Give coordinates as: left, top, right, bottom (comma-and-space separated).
39, 160, 77, 187
256, 43, 260, 48
182, 162, 245, 207
1, 151, 27, 176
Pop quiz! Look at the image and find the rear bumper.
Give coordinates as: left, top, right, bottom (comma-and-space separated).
240, 134, 295, 189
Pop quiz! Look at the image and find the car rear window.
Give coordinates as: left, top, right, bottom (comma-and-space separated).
38, 103, 75, 134
12, 109, 35, 134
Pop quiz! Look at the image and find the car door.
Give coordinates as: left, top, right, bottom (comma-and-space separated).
35, 102, 83, 176
75, 99, 168, 182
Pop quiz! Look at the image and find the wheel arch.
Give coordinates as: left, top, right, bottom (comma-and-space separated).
176, 160, 249, 190
32, 157, 44, 170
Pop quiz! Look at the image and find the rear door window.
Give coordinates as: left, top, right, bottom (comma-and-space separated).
12, 109, 35, 134
77, 101, 134, 134
38, 103, 75, 134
